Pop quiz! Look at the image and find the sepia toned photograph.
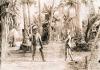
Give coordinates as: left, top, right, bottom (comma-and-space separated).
0, 0, 100, 70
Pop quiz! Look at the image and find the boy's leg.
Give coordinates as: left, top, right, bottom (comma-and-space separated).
39, 47, 45, 61
32, 45, 36, 60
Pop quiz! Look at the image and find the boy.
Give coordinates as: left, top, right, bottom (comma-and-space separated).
31, 25, 45, 61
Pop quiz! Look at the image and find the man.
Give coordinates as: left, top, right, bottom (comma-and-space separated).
31, 25, 45, 61
65, 29, 73, 61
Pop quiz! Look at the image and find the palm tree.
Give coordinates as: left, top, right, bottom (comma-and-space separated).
21, 0, 34, 44
82, 0, 98, 43
0, 1, 11, 60
63, 0, 81, 38
63, 0, 91, 51
63, 0, 81, 34
41, 1, 54, 43
1, 0, 23, 59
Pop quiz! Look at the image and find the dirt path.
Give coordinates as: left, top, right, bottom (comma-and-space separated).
1, 41, 91, 70
88, 40, 100, 70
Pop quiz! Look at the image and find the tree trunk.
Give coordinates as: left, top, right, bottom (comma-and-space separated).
1, 13, 10, 61
42, 13, 50, 44
90, 25, 100, 59
49, 0, 54, 41
22, 3, 29, 44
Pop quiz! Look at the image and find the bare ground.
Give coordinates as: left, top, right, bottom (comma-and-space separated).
2, 41, 99, 70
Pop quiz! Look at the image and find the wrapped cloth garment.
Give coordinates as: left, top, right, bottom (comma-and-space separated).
32, 33, 42, 49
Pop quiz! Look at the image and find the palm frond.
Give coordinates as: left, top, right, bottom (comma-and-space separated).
64, 0, 77, 7
81, 0, 88, 5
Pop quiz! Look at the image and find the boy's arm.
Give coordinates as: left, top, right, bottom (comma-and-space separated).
38, 34, 43, 48
65, 37, 68, 43
39, 38, 43, 48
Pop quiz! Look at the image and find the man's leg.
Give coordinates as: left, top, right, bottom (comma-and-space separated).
39, 47, 45, 61
32, 45, 36, 60
68, 48, 73, 61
